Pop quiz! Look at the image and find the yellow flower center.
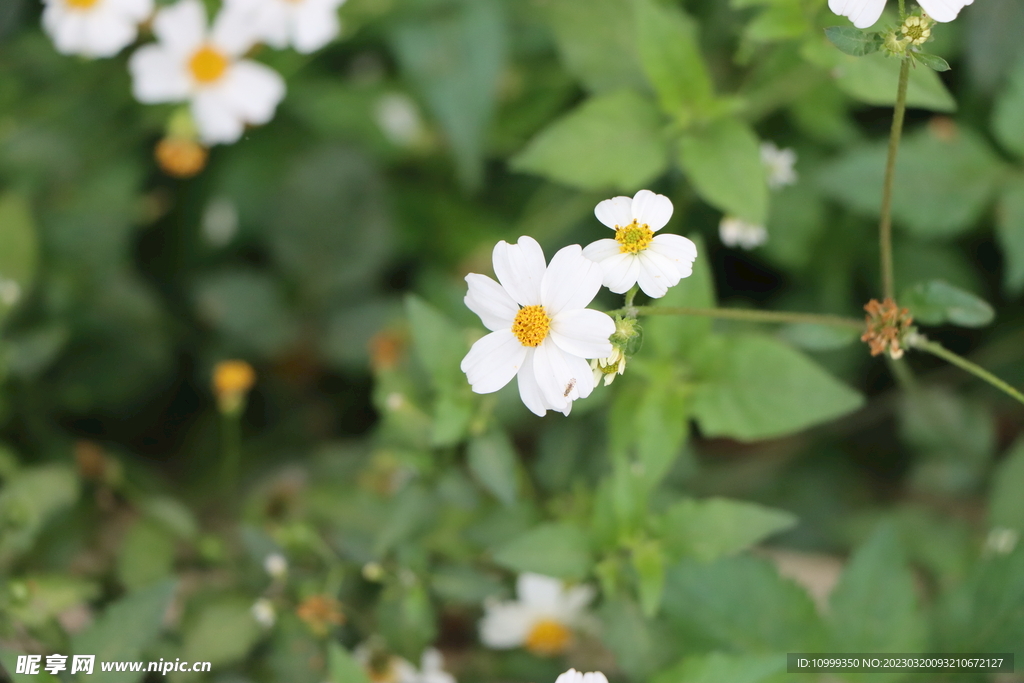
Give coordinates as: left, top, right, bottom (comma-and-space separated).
65, 0, 100, 8
189, 45, 229, 84
525, 619, 572, 656
512, 305, 551, 347
615, 220, 654, 255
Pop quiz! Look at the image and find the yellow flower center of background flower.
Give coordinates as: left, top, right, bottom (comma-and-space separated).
512, 305, 551, 347
189, 46, 229, 84
66, 0, 100, 9
615, 220, 654, 255
524, 618, 571, 656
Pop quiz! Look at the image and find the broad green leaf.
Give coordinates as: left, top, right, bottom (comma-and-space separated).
996, 178, 1024, 294
141, 496, 198, 540
541, 0, 645, 93
511, 89, 668, 192
989, 438, 1024, 533
692, 334, 864, 442
818, 127, 1005, 238
5, 575, 100, 628
741, 1, 811, 44
405, 295, 467, 392
0, 465, 79, 567
430, 564, 505, 605
914, 52, 950, 72
430, 390, 474, 448
72, 581, 177, 683
390, 0, 505, 188
492, 522, 592, 580
0, 193, 38, 324
832, 52, 956, 112
662, 555, 823, 651
117, 518, 176, 591
677, 116, 768, 224
183, 599, 262, 668
374, 485, 437, 555
901, 279, 995, 327
824, 27, 882, 56
467, 429, 520, 506
644, 235, 715, 359
992, 57, 1024, 158
194, 269, 298, 358
599, 598, 677, 681
661, 497, 797, 563
375, 582, 437, 660
634, 0, 714, 119
327, 642, 370, 683
632, 540, 666, 617
651, 652, 785, 683
829, 524, 926, 657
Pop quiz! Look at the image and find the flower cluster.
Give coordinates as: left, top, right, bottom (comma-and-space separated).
718, 141, 797, 251
462, 190, 697, 416
861, 297, 914, 359
479, 573, 594, 656
828, 0, 973, 29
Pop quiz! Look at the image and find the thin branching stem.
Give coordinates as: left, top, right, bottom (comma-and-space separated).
610, 305, 864, 329
909, 336, 1024, 406
880, 57, 911, 300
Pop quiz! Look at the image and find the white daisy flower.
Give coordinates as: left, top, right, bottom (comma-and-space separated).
222, 0, 347, 54
719, 216, 767, 250
42, 0, 153, 58
555, 670, 609, 683
354, 646, 456, 683
461, 236, 615, 417
251, 598, 276, 628
128, 0, 286, 145
479, 573, 594, 656
828, 0, 973, 29
263, 552, 288, 579
760, 142, 798, 190
582, 190, 698, 299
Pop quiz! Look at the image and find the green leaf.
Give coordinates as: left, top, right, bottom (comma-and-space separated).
599, 598, 677, 681
824, 27, 882, 56
375, 582, 437, 660
183, 598, 263, 668
996, 178, 1024, 294
989, 438, 1024, 533
634, 0, 715, 119
651, 652, 785, 683
5, 575, 100, 628
632, 540, 666, 617
661, 497, 797, 563
0, 465, 79, 568
72, 581, 177, 683
327, 642, 371, 683
692, 334, 864, 442
901, 280, 995, 328
828, 524, 926, 656
492, 522, 592, 580
992, 57, 1024, 158
467, 429, 520, 506
832, 52, 956, 112
914, 51, 951, 72
0, 651, 61, 683
677, 117, 768, 224
390, 0, 505, 188
405, 295, 467, 392
511, 89, 669, 192
0, 193, 38, 324
645, 235, 716, 359
117, 518, 176, 591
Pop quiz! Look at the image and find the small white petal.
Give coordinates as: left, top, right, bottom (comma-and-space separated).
599, 253, 641, 294
594, 196, 633, 229
479, 601, 533, 648
129, 46, 191, 103
918, 0, 973, 23
192, 90, 246, 144
649, 233, 698, 278
82, 10, 137, 56
109, 0, 153, 21
218, 60, 286, 125
828, 0, 886, 28
636, 250, 682, 299
517, 573, 564, 608
562, 584, 596, 614
532, 340, 576, 416
153, 0, 206, 55
211, 3, 259, 56
292, 0, 340, 53
493, 236, 546, 307
582, 238, 621, 264
540, 245, 604, 316
549, 309, 614, 360
582, 673, 610, 683
631, 190, 673, 231
465, 273, 518, 332
517, 349, 549, 416
555, 671, 583, 683
460, 330, 527, 395
564, 352, 595, 401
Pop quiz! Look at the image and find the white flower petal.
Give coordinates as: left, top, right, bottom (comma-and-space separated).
582, 673, 610, 683
594, 196, 633, 229
599, 253, 641, 294
549, 309, 614, 360
109, 0, 154, 21
218, 60, 285, 125
918, 0, 973, 23
479, 601, 533, 648
636, 250, 682, 299
47, 10, 88, 56
631, 190, 673, 231
82, 11, 137, 57
192, 90, 246, 143
153, 0, 206, 55
465, 273, 518, 332
292, 0, 340, 53
532, 340, 575, 416
649, 233, 698, 278
130, 46, 191, 103
828, 0, 886, 28
492, 236, 546, 307
540, 244, 603, 316
582, 238, 621, 264
563, 352, 595, 401
212, 3, 259, 56
561, 584, 596, 614
517, 349, 549, 417
460, 330, 527, 395
517, 573, 564, 608
555, 670, 584, 683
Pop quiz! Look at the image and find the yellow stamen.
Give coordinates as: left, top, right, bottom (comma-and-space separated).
525, 619, 572, 656
512, 305, 551, 347
66, 0, 100, 8
189, 45, 229, 84
614, 220, 654, 255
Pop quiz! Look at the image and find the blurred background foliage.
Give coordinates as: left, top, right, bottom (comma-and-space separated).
1, 0, 1024, 682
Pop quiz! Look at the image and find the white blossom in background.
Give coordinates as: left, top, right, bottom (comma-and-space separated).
828, 0, 973, 28
0, 279, 22, 307
719, 216, 768, 250
760, 142, 798, 190
129, 0, 286, 145
222, 0, 347, 54
42, 0, 153, 58
582, 190, 698, 299
375, 93, 426, 148
985, 527, 1019, 556
263, 553, 288, 579
479, 573, 594, 656
201, 197, 240, 246
554, 670, 610, 683
251, 598, 276, 627
354, 646, 456, 683
461, 236, 615, 417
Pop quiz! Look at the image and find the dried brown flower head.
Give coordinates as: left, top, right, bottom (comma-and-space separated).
861, 298, 914, 359
296, 595, 344, 636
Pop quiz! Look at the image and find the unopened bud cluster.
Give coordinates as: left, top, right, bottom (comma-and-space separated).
590, 317, 642, 386
884, 12, 935, 56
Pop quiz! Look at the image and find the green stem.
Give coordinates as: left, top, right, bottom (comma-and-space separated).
898, 0, 906, 18
909, 336, 1024, 406
616, 305, 864, 329
880, 58, 911, 300
623, 284, 640, 316
221, 409, 242, 496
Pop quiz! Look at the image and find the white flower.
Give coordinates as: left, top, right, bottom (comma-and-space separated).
554, 670, 609, 683
985, 527, 1019, 556
582, 190, 697, 299
251, 598, 276, 627
590, 347, 625, 387
0, 279, 22, 307
479, 573, 594, 656
263, 553, 288, 579
760, 142, 798, 190
222, 0, 346, 54
828, 0, 973, 28
129, 0, 286, 145
461, 236, 615, 417
719, 217, 767, 250
354, 646, 455, 683
42, 0, 153, 58
375, 93, 426, 148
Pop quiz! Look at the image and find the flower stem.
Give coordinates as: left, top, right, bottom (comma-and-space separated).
880, 57, 911, 301
909, 336, 1024, 406
623, 284, 640, 317
898, 0, 906, 18
619, 305, 864, 329
221, 409, 242, 495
